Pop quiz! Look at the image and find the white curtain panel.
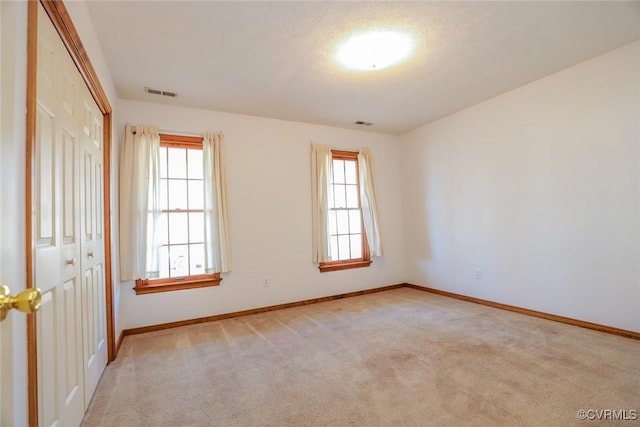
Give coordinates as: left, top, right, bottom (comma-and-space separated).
203, 132, 232, 273
119, 124, 161, 281
358, 148, 383, 257
311, 143, 332, 263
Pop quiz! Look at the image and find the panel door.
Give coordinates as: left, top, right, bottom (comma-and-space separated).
0, 0, 4, 415
0, 302, 9, 427
79, 90, 107, 405
0, 211, 4, 427
1, 4, 14, 426
0, 317, 4, 427
35, 6, 85, 427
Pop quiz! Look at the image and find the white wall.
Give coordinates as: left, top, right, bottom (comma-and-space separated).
65, 1, 122, 339
118, 100, 405, 329
401, 41, 640, 332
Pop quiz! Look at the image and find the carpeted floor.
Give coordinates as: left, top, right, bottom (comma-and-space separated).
81, 288, 640, 426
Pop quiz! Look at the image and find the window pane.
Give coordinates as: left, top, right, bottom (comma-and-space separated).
169, 245, 189, 277
350, 234, 362, 259
159, 246, 169, 278
345, 160, 357, 184
328, 184, 335, 209
336, 210, 349, 235
158, 213, 169, 245
333, 184, 346, 208
160, 179, 168, 210
329, 236, 338, 261
338, 235, 350, 260
190, 243, 205, 275
168, 179, 188, 210
188, 149, 203, 180
160, 147, 168, 179
168, 212, 189, 244
332, 159, 345, 184
349, 210, 361, 234
188, 180, 204, 210
328, 210, 337, 236
346, 185, 358, 208
167, 147, 187, 178
189, 212, 204, 243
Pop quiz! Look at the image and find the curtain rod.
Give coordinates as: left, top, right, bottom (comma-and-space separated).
130, 129, 202, 137
159, 129, 203, 137
129, 125, 221, 136
130, 130, 223, 136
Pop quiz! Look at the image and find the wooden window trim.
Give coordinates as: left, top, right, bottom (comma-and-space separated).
331, 149, 359, 160
159, 133, 202, 148
319, 259, 372, 272
135, 133, 222, 295
134, 274, 221, 295
319, 149, 372, 273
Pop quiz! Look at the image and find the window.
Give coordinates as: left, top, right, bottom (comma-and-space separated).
134, 134, 221, 294
319, 150, 372, 272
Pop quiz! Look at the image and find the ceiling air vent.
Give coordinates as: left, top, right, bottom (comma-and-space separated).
355, 121, 373, 126
144, 87, 177, 97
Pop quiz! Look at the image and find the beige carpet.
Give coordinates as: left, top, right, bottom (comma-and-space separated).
82, 288, 639, 426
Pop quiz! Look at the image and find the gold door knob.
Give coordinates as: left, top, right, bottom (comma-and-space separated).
0, 285, 42, 321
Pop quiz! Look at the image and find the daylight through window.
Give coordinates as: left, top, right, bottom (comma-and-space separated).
320, 150, 371, 272
135, 134, 221, 294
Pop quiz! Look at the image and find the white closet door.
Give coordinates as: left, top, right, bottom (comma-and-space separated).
34, 4, 108, 426
35, 5, 85, 427
0, 3, 5, 420
79, 89, 107, 405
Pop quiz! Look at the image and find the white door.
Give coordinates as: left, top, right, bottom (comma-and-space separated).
0, 313, 4, 427
79, 91, 107, 404
35, 5, 85, 427
0, 59, 5, 420
0, 3, 5, 423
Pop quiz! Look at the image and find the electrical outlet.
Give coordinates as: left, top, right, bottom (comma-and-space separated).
263, 278, 269, 288
475, 269, 482, 280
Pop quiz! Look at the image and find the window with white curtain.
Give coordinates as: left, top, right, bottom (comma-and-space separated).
312, 144, 382, 273
134, 134, 221, 293
321, 150, 372, 272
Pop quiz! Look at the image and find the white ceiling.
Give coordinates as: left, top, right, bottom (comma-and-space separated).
85, 1, 640, 135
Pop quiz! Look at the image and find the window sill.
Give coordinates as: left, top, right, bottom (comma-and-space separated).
134, 275, 221, 295
319, 259, 372, 273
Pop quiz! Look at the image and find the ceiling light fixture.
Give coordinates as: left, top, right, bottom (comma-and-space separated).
336, 30, 414, 71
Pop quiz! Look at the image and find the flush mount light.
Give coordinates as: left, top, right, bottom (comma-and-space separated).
336, 30, 414, 71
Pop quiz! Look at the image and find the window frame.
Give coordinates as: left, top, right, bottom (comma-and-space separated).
319, 149, 372, 273
134, 133, 221, 295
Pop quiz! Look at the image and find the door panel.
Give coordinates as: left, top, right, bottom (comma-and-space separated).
0, 318, 3, 427
62, 278, 81, 405
34, 4, 108, 424
35, 105, 55, 246
80, 95, 107, 404
0, 2, 3, 422
83, 150, 92, 241
62, 131, 77, 244
36, 290, 59, 427
35, 6, 85, 420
